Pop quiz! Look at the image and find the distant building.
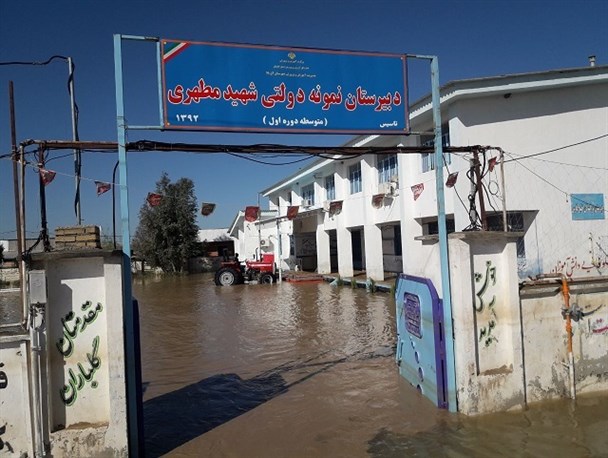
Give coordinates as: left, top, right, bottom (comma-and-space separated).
1, 237, 54, 265
256, 65, 608, 281
197, 228, 235, 258
228, 209, 278, 262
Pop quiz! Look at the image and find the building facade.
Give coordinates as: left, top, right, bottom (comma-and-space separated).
257, 65, 608, 284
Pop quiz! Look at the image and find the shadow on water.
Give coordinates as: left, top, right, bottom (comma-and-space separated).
143, 372, 288, 457
143, 347, 394, 457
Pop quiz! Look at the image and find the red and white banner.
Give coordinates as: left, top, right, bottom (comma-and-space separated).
445, 172, 459, 188
147, 192, 163, 207
488, 157, 498, 172
95, 181, 112, 196
201, 202, 216, 216
245, 206, 260, 222
411, 183, 424, 201
372, 194, 385, 208
286, 206, 299, 220
39, 168, 56, 186
328, 200, 343, 216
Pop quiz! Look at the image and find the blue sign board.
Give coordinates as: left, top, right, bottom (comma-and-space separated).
571, 193, 605, 220
161, 40, 408, 134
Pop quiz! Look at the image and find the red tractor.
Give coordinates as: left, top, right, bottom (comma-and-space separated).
214, 253, 277, 286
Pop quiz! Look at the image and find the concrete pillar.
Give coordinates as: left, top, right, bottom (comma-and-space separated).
448, 232, 524, 415
364, 223, 384, 280
337, 226, 354, 278
25, 250, 130, 455
316, 227, 331, 274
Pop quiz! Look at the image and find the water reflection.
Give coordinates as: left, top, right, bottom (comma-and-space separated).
134, 273, 608, 457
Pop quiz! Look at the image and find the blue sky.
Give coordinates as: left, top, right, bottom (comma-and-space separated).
1, 0, 606, 242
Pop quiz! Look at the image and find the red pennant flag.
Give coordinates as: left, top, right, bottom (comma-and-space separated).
201, 202, 216, 216
488, 157, 498, 172
411, 183, 424, 201
372, 194, 385, 208
147, 192, 163, 207
286, 206, 299, 220
245, 206, 260, 222
95, 181, 112, 196
445, 172, 459, 188
39, 168, 56, 186
329, 200, 343, 216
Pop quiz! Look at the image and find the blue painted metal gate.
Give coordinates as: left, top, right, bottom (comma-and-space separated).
394, 274, 449, 409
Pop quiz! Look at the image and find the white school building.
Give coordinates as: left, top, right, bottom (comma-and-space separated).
251, 64, 608, 284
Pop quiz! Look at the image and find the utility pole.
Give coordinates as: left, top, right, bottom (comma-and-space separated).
9, 82, 26, 322
68, 57, 81, 225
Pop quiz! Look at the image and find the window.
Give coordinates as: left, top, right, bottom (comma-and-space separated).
325, 175, 335, 201
301, 183, 315, 205
426, 218, 456, 235
378, 154, 398, 184
486, 212, 526, 259
421, 128, 451, 173
349, 163, 362, 194
286, 191, 292, 205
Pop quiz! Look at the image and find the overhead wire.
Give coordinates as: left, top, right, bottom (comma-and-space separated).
502, 133, 608, 163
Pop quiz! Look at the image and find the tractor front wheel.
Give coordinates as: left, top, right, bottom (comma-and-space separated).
215, 267, 241, 286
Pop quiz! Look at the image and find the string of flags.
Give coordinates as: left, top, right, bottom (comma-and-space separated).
36, 156, 500, 213
35, 167, 221, 217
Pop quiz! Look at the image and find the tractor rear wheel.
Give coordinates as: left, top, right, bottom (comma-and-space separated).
215, 267, 241, 286
260, 273, 274, 284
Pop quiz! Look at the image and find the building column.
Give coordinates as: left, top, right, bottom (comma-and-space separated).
316, 227, 331, 274
364, 223, 384, 280
337, 226, 354, 278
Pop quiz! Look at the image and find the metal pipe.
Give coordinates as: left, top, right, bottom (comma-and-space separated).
430, 55, 457, 411
276, 218, 282, 283
114, 33, 142, 456
37, 148, 51, 252
473, 150, 487, 230
112, 160, 119, 249
499, 149, 508, 232
561, 278, 576, 399
19, 145, 28, 326
29, 302, 47, 457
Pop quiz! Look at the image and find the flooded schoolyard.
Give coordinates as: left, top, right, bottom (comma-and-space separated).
133, 273, 608, 457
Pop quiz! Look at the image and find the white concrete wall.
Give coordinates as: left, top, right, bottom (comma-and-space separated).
520, 279, 608, 402
0, 337, 34, 456
447, 83, 608, 279
35, 252, 129, 457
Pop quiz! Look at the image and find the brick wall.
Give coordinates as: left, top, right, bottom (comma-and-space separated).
55, 226, 101, 250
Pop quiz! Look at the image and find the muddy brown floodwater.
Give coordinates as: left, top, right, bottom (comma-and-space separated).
133, 274, 608, 457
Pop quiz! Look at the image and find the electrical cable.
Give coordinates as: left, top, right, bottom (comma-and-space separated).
503, 133, 608, 163
0, 55, 69, 66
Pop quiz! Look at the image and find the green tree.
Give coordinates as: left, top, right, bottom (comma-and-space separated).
132, 173, 199, 273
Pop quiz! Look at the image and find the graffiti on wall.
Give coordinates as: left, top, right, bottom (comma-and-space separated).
0, 362, 12, 452
0, 423, 12, 453
0, 362, 7, 390
590, 316, 608, 335
56, 301, 104, 406
551, 255, 607, 278
475, 260, 498, 347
